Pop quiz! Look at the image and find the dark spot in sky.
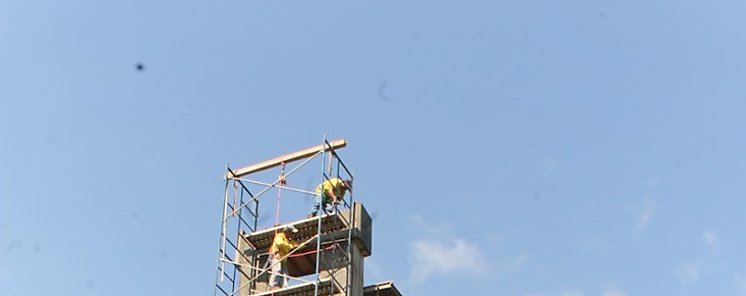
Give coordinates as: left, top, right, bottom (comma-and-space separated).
135, 63, 145, 72
131, 212, 140, 220
85, 280, 94, 289
161, 251, 169, 259
599, 12, 607, 20
33, 244, 41, 253
476, 29, 485, 39
533, 191, 542, 199
6, 241, 23, 252
377, 82, 392, 102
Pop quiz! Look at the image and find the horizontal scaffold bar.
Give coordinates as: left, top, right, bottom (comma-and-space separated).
226, 139, 347, 178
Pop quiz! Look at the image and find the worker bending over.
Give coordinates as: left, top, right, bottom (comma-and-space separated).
308, 178, 352, 218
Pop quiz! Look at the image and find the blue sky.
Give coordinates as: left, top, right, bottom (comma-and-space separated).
2, 1, 746, 296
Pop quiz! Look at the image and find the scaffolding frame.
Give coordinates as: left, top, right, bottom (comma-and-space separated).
214, 136, 356, 296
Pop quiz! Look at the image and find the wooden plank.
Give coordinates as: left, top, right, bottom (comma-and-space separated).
227, 139, 347, 178
243, 213, 348, 250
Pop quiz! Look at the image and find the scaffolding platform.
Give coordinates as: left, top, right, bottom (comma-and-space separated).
240, 202, 372, 277
242, 203, 371, 256
250, 278, 338, 296
242, 213, 347, 251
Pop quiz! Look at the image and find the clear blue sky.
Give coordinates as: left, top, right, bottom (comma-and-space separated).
2, 1, 746, 296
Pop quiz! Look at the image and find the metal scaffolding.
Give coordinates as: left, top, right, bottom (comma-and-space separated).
213, 136, 356, 296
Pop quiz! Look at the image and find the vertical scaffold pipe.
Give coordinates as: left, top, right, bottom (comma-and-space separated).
314, 135, 326, 296
218, 171, 231, 283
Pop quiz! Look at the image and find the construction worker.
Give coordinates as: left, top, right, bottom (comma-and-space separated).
268, 225, 299, 290
308, 178, 352, 218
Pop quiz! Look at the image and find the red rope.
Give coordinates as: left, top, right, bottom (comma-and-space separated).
289, 244, 336, 257
274, 163, 286, 231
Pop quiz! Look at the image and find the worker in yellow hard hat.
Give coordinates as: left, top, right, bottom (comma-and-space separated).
268, 225, 299, 290
308, 178, 352, 218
